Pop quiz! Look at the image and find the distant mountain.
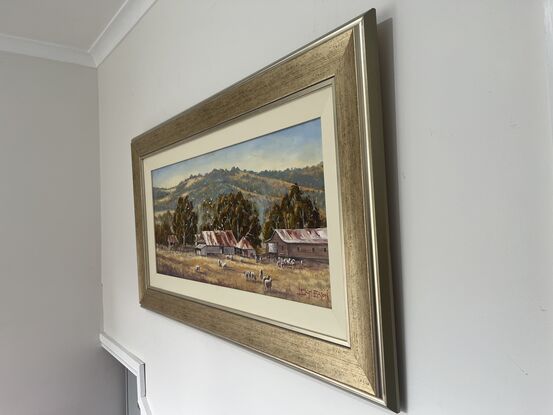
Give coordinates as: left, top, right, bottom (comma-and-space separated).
257, 162, 324, 189
153, 163, 325, 223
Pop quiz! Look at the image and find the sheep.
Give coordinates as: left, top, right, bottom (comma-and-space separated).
195, 265, 200, 272
277, 258, 297, 268
263, 276, 272, 291
244, 271, 257, 281
281, 258, 295, 266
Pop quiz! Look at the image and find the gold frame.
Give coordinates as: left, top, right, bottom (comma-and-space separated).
131, 9, 399, 412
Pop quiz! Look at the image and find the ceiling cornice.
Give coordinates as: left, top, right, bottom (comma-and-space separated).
89, 0, 157, 67
0, 33, 95, 67
0, 0, 157, 68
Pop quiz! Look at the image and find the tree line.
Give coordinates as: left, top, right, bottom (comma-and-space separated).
154, 184, 326, 249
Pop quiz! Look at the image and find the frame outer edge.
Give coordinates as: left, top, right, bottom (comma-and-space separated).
128, 8, 399, 411
361, 10, 401, 413
131, 143, 148, 302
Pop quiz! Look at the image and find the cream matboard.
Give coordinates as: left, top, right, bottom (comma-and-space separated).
142, 84, 350, 344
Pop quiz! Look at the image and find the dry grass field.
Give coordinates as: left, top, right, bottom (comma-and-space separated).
156, 247, 331, 308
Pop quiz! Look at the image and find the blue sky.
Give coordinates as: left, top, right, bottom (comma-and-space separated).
152, 118, 323, 188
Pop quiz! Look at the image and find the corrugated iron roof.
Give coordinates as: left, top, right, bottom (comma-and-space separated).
201, 230, 237, 247
272, 228, 328, 244
235, 237, 255, 250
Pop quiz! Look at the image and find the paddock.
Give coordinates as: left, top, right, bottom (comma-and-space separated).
155, 247, 331, 308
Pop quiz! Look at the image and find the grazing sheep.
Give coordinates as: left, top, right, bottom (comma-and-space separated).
244, 271, 257, 281
279, 257, 295, 266
221, 262, 227, 269
263, 276, 272, 291
218, 259, 222, 267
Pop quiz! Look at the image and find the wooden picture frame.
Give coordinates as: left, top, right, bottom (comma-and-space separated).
131, 9, 399, 412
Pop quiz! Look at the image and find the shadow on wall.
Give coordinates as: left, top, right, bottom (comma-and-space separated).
377, 18, 408, 413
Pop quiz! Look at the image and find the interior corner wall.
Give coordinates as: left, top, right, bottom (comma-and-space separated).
0, 52, 125, 415
97, 0, 553, 414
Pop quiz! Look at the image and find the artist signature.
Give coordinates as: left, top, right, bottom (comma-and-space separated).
297, 287, 329, 301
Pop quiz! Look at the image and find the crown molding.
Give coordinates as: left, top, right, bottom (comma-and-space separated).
89, 0, 157, 67
0, 33, 95, 67
0, 0, 157, 68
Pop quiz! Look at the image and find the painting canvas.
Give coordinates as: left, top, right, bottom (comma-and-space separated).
151, 118, 331, 308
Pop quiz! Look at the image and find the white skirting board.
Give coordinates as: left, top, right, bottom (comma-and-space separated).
100, 332, 152, 415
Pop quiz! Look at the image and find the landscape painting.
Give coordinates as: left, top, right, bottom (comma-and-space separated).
151, 118, 331, 308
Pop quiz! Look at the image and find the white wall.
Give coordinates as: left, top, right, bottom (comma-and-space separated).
0, 51, 125, 415
98, 1, 553, 414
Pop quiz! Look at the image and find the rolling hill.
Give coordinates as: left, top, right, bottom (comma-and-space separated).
153, 163, 325, 223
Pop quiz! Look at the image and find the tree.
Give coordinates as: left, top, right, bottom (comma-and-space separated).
262, 184, 326, 240
262, 203, 284, 241
172, 195, 198, 245
200, 198, 217, 232
201, 191, 262, 248
154, 211, 173, 245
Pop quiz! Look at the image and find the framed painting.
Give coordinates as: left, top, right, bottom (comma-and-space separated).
131, 9, 399, 412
